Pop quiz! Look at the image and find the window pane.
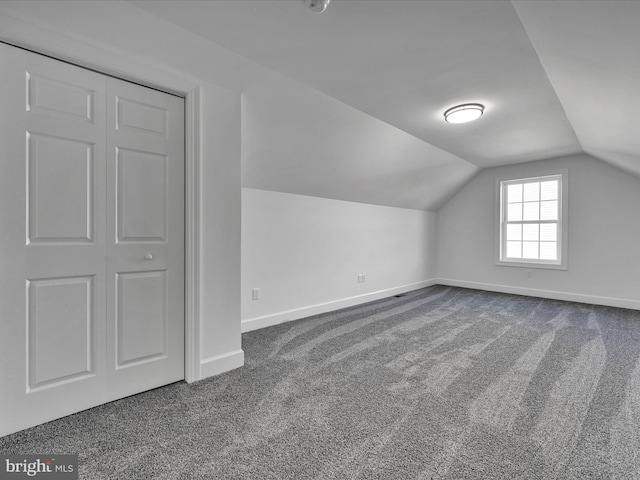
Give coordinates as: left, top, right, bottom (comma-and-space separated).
523, 182, 540, 202
523, 224, 539, 241
540, 223, 557, 241
508, 203, 523, 221
507, 183, 523, 203
499, 174, 564, 266
523, 241, 539, 259
540, 242, 557, 260
506, 224, 522, 241
540, 200, 558, 220
506, 241, 522, 258
523, 202, 540, 221
540, 180, 558, 200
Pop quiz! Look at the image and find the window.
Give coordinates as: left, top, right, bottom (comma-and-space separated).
496, 172, 567, 269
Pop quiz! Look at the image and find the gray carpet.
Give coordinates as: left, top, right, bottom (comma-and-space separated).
2, 285, 640, 479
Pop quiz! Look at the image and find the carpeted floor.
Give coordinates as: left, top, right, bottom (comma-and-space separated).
2, 285, 640, 479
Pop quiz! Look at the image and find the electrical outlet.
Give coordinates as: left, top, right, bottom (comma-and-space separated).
526, 270, 533, 279
361, 274, 366, 283
252, 288, 260, 300
357, 274, 362, 283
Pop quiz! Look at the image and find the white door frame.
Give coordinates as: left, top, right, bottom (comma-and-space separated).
0, 15, 202, 382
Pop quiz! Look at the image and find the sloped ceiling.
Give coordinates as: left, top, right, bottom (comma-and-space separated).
512, 1, 640, 179
130, 0, 640, 207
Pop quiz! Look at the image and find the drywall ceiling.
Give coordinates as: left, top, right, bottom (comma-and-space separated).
513, 0, 640, 179
124, 0, 640, 203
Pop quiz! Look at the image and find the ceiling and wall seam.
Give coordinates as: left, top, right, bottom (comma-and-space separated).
126, 1, 479, 211
510, 1, 584, 156
510, 0, 640, 180
24, 0, 632, 209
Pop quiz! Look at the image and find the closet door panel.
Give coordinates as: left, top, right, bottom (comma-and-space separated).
0, 43, 107, 437
0, 44, 185, 437
105, 77, 185, 401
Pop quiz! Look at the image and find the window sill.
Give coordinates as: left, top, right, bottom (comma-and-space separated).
495, 260, 568, 271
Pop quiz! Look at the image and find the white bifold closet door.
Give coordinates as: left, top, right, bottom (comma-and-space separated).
0, 43, 184, 437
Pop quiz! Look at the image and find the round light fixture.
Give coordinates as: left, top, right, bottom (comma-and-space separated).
444, 103, 484, 124
305, 0, 331, 14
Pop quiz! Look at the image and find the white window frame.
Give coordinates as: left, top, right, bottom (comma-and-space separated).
495, 170, 568, 270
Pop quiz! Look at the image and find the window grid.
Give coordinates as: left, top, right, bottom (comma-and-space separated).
500, 175, 562, 265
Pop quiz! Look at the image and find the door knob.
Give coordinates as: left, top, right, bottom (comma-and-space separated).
144, 253, 154, 261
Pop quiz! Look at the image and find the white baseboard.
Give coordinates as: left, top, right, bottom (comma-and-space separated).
199, 349, 245, 381
437, 278, 640, 311
242, 279, 437, 333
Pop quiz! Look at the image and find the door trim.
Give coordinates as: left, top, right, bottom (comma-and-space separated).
184, 88, 201, 383
0, 14, 202, 382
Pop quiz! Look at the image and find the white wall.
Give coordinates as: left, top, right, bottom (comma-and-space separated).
437, 154, 640, 309
242, 189, 436, 331
198, 87, 242, 370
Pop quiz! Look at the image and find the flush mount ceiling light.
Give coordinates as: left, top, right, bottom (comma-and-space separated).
444, 103, 485, 124
305, 0, 331, 14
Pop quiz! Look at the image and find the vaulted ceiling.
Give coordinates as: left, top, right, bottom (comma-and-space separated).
130, 0, 640, 209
